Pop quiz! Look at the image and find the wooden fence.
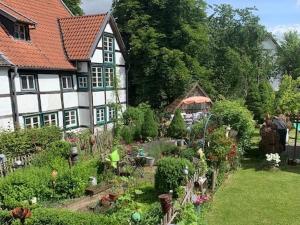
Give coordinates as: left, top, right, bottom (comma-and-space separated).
0, 154, 34, 177
160, 171, 208, 225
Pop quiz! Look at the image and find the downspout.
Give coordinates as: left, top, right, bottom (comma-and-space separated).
12, 66, 20, 129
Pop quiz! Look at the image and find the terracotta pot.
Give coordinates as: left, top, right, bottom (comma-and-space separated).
109, 193, 118, 202
159, 194, 172, 214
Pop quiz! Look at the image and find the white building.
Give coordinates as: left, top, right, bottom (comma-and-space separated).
0, 0, 127, 132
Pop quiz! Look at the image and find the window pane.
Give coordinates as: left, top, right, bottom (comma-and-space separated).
21, 76, 28, 90
28, 76, 34, 89
62, 77, 67, 89
67, 77, 72, 88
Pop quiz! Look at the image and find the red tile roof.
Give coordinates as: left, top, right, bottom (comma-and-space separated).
0, 0, 75, 70
0, 2, 36, 25
59, 14, 107, 60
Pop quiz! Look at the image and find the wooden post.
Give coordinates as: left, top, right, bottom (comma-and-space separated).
292, 115, 299, 162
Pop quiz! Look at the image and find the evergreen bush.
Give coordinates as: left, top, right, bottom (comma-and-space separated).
141, 108, 158, 139
120, 125, 134, 144
168, 109, 186, 139
155, 157, 195, 194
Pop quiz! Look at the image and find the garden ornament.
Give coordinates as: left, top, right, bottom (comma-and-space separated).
0, 154, 6, 163
183, 166, 189, 175
131, 211, 141, 223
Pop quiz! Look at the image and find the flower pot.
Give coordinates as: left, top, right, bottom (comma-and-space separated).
109, 193, 118, 202
145, 157, 155, 167
159, 194, 172, 214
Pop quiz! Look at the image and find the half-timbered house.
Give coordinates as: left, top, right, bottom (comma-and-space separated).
0, 0, 127, 131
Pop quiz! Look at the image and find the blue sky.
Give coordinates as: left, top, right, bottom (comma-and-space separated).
82, 0, 300, 38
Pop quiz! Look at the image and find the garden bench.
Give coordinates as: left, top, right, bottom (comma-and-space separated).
85, 184, 111, 197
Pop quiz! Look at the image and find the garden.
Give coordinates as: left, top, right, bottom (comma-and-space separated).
0, 99, 257, 225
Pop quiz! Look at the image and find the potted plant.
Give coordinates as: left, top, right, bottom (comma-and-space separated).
109, 178, 120, 202
192, 194, 209, 214
11, 207, 32, 225
265, 153, 281, 170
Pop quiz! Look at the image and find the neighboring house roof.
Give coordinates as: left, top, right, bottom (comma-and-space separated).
165, 83, 211, 113
59, 14, 107, 61
0, 0, 75, 70
0, 1, 36, 25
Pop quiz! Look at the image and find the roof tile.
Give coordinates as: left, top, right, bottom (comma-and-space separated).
59, 14, 106, 60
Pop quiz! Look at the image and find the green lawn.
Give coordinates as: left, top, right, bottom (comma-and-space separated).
205, 161, 300, 225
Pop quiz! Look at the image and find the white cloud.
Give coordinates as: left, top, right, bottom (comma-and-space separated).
297, 0, 300, 6
269, 24, 300, 40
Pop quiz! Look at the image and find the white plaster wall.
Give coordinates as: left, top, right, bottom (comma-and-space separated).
40, 94, 62, 111
118, 90, 127, 103
73, 75, 78, 90
115, 52, 125, 65
77, 62, 88, 73
14, 75, 21, 92
0, 68, 9, 94
38, 74, 60, 92
104, 23, 113, 34
115, 39, 120, 51
91, 49, 103, 63
106, 90, 116, 104
63, 92, 79, 108
97, 37, 103, 48
116, 66, 126, 89
17, 95, 39, 113
93, 92, 105, 106
58, 111, 64, 128
78, 92, 89, 107
262, 38, 277, 56
0, 117, 14, 131
0, 97, 12, 116
78, 109, 90, 126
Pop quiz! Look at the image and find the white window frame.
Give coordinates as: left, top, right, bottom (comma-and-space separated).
62, 76, 73, 89
43, 113, 58, 126
20, 75, 36, 91
64, 110, 77, 128
103, 36, 114, 52
105, 68, 114, 87
108, 107, 115, 121
92, 67, 103, 88
96, 108, 106, 124
78, 76, 88, 89
24, 115, 40, 129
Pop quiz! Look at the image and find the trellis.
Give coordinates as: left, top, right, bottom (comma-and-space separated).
0, 154, 34, 177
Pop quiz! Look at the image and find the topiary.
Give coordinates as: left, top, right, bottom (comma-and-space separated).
141, 108, 158, 139
155, 157, 195, 194
168, 109, 186, 139
123, 106, 144, 140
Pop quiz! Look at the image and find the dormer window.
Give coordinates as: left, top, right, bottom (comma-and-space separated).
14, 23, 28, 40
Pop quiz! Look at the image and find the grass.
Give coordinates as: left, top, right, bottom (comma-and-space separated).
205, 160, 300, 225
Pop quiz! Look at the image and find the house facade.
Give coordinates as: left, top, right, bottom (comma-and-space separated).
0, 0, 127, 132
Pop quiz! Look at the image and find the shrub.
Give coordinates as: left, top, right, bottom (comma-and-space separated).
120, 125, 134, 144
155, 157, 195, 194
144, 141, 179, 159
179, 148, 198, 161
141, 108, 158, 139
190, 121, 205, 142
206, 127, 234, 165
0, 126, 62, 157
211, 100, 255, 139
123, 106, 144, 139
168, 109, 186, 139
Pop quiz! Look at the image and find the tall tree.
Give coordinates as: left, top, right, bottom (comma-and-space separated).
208, 4, 275, 98
277, 31, 300, 79
113, 0, 211, 108
63, 0, 83, 16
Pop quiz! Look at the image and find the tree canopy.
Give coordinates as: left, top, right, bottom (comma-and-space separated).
113, 1, 276, 108
63, 0, 83, 16
277, 31, 300, 79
